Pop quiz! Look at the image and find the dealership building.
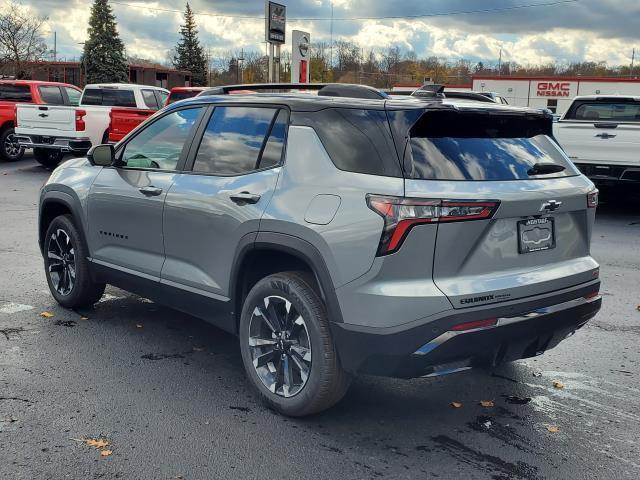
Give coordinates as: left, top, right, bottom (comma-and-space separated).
395, 75, 640, 115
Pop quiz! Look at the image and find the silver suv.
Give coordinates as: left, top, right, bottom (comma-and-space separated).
38, 83, 602, 416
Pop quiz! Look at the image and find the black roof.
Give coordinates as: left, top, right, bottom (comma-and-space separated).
166, 83, 550, 118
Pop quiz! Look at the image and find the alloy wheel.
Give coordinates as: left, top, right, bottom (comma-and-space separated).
248, 295, 312, 397
47, 228, 76, 296
4, 133, 21, 158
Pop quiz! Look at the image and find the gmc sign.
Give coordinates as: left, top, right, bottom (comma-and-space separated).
537, 82, 571, 97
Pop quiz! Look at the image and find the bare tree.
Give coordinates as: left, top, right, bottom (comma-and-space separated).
0, 1, 48, 78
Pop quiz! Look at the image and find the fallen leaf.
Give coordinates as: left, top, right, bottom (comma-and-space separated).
552, 380, 565, 389
84, 438, 109, 449
547, 425, 559, 433
636, 305, 640, 312
136, 324, 143, 328
480, 400, 495, 408
100, 449, 113, 457
450, 401, 462, 408
80, 316, 89, 321
40, 311, 54, 318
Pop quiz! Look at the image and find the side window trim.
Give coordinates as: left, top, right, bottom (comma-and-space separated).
183, 103, 290, 176
255, 110, 280, 170
113, 105, 208, 172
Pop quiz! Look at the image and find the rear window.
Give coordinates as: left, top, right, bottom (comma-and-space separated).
392, 110, 576, 181
39, 86, 64, 105
168, 90, 200, 103
567, 101, 640, 122
82, 88, 136, 107
0, 85, 32, 102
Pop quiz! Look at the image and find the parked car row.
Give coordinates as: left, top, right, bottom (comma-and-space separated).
0, 80, 207, 168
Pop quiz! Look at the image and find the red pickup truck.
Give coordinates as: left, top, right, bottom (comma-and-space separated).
108, 108, 156, 142
0, 80, 81, 162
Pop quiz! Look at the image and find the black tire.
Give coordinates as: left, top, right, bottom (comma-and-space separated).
239, 271, 350, 417
0, 127, 24, 162
43, 214, 106, 309
33, 148, 64, 168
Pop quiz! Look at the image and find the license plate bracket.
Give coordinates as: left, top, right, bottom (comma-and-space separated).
518, 217, 556, 254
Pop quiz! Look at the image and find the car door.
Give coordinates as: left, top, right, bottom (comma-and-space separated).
87, 106, 205, 279
161, 105, 288, 302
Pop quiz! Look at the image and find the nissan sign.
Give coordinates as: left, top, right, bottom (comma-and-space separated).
537, 82, 571, 97
265, 1, 286, 44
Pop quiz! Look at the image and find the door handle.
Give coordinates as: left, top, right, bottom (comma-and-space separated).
139, 186, 163, 196
595, 133, 616, 139
230, 191, 261, 205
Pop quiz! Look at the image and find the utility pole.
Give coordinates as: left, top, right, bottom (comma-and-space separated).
329, 1, 334, 77
497, 47, 502, 76
53, 31, 57, 62
631, 48, 636, 78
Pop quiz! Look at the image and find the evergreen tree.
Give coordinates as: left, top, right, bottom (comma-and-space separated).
173, 3, 208, 86
81, 0, 128, 84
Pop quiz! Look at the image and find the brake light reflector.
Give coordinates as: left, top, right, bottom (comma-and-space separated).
587, 190, 598, 208
75, 109, 86, 132
449, 318, 497, 331
366, 195, 499, 255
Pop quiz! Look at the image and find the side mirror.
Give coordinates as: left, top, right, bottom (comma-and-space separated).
87, 144, 115, 167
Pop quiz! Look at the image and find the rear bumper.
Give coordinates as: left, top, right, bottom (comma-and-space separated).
15, 134, 92, 153
575, 163, 640, 187
331, 281, 601, 378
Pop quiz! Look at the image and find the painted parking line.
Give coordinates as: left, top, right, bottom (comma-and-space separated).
0, 302, 34, 314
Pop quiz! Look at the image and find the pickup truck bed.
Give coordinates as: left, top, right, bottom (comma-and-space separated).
553, 96, 640, 189
109, 108, 155, 142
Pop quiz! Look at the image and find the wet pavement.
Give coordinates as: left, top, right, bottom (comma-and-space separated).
1, 155, 639, 479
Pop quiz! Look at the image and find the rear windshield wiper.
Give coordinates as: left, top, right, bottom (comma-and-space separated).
527, 163, 566, 176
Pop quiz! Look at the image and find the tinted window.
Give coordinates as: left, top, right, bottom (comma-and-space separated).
0, 85, 32, 102
260, 109, 288, 168
142, 89, 159, 109
82, 88, 136, 107
192, 106, 276, 175
121, 108, 201, 170
168, 90, 199, 103
39, 86, 64, 105
64, 87, 81, 106
571, 102, 640, 122
293, 108, 402, 177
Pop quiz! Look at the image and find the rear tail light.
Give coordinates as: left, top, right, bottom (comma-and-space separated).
366, 195, 500, 255
449, 318, 497, 331
75, 109, 86, 132
587, 190, 599, 208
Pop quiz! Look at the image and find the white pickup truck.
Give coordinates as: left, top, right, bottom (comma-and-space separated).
15, 83, 168, 167
553, 95, 640, 192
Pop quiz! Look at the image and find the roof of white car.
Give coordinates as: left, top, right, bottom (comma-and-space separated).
573, 94, 640, 101
84, 83, 168, 91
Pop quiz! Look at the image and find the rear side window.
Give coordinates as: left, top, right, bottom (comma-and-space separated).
64, 87, 81, 106
568, 101, 640, 122
142, 89, 159, 109
82, 88, 136, 107
39, 86, 64, 105
192, 106, 280, 175
293, 108, 402, 177
391, 109, 576, 181
260, 109, 288, 169
0, 84, 32, 102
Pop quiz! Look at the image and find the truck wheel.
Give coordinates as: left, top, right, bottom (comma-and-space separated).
43, 214, 106, 309
33, 148, 64, 168
239, 271, 351, 417
0, 128, 24, 162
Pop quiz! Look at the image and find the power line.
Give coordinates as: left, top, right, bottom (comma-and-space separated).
109, 0, 580, 22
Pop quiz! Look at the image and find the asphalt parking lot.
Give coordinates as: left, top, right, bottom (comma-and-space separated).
1, 155, 639, 480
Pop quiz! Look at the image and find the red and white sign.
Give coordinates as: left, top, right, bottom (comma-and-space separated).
537, 82, 571, 97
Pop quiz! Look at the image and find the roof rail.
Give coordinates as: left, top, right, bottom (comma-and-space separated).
198, 83, 389, 100
410, 83, 446, 99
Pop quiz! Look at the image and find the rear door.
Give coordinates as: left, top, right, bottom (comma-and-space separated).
555, 99, 640, 166
390, 108, 599, 308
161, 105, 287, 301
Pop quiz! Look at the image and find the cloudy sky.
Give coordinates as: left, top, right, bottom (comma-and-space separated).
19, 0, 640, 67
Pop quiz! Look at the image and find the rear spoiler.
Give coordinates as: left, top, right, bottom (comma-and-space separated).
198, 83, 389, 100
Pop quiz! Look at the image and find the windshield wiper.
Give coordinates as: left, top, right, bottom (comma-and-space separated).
527, 163, 566, 176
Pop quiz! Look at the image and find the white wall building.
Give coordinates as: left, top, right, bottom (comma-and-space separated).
472, 76, 640, 115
